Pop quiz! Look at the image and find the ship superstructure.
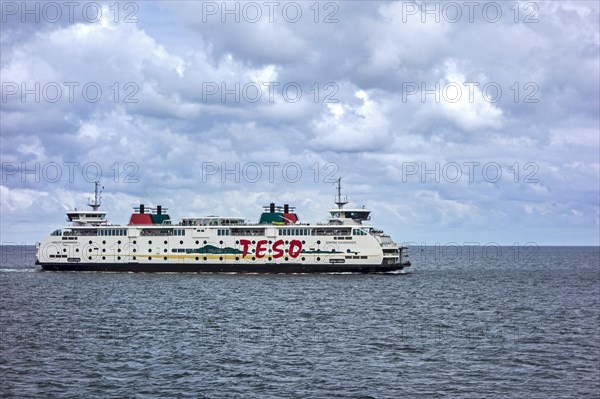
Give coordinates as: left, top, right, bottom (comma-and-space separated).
36, 180, 411, 273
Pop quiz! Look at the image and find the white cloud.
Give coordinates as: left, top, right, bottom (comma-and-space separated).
360, 1, 454, 74
0, 1, 598, 245
0, 186, 48, 212
310, 88, 392, 151
436, 60, 504, 131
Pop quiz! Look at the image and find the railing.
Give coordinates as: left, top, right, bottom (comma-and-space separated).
378, 235, 394, 245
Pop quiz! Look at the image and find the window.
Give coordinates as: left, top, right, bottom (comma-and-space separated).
98, 229, 127, 236
343, 211, 370, 220
231, 228, 265, 236
279, 228, 308, 236
312, 228, 351, 236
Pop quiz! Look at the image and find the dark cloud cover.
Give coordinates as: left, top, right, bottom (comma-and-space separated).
1, 0, 598, 245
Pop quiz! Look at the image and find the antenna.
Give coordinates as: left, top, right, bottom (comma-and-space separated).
88, 181, 103, 211
334, 177, 348, 209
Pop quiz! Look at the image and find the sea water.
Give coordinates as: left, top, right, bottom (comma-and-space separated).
1, 245, 598, 398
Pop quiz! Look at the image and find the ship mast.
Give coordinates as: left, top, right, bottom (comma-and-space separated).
88, 181, 102, 211
334, 178, 348, 209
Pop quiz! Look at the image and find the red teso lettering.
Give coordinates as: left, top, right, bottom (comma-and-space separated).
239, 239, 251, 257
288, 240, 302, 258
256, 240, 268, 258
272, 240, 284, 258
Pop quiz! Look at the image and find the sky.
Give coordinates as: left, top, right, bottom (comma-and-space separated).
1, 1, 599, 246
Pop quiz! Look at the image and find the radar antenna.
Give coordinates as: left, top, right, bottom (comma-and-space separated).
88, 181, 103, 211
334, 178, 348, 209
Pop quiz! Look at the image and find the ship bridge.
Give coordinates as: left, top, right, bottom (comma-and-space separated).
66, 181, 109, 226
327, 208, 371, 225
66, 210, 108, 226
326, 178, 372, 225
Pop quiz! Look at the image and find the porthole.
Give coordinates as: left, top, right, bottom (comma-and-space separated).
102, 249, 106, 253
235, 257, 239, 261
285, 257, 289, 261
102, 240, 106, 245
285, 241, 288, 244
163, 257, 167, 261
301, 257, 305, 261
251, 240, 255, 244
133, 256, 136, 260
89, 240, 92, 244
164, 249, 167, 253
148, 248, 152, 253
164, 240, 168, 245
117, 256, 121, 260
76, 248, 79, 252
268, 240, 272, 244
63, 248, 67, 252
180, 240, 183, 245
133, 249, 137, 253
133, 240, 137, 245
317, 257, 321, 261
302, 240, 305, 244
118, 240, 122, 245
252, 257, 256, 260
195, 257, 199, 261
148, 240, 152, 245
148, 256, 152, 260
219, 256, 223, 261
196, 240, 199, 245
268, 257, 272, 261
203, 240, 207, 244
102, 256, 106, 260
118, 249, 121, 253
317, 240, 321, 245
235, 240, 239, 244
268, 249, 272, 253
203, 257, 207, 261
219, 240, 223, 245
88, 249, 92, 253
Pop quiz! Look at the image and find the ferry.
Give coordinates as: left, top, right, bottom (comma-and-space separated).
36, 180, 411, 273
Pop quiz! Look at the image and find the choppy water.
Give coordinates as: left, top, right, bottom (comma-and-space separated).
1, 245, 599, 398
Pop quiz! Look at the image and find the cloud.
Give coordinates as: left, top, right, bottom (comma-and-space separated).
310, 88, 392, 151
1, 1, 598, 245
396, 59, 505, 134
0, 185, 48, 212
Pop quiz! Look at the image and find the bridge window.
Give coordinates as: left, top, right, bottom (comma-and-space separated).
345, 211, 370, 220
